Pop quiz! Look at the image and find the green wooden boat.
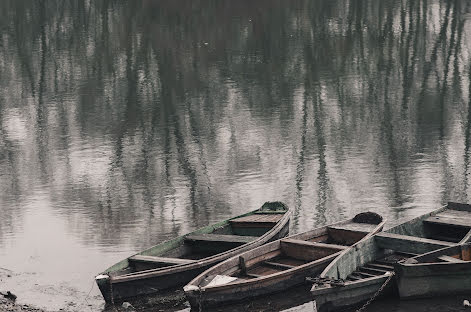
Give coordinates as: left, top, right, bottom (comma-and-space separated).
396, 242, 471, 298
310, 202, 471, 312
95, 202, 291, 303
183, 212, 385, 309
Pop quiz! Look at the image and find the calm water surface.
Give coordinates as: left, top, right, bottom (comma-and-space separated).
1, 1, 471, 311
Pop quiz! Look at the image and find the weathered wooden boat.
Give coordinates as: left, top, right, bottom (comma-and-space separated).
95, 202, 291, 303
396, 242, 471, 299
183, 212, 385, 309
310, 202, 471, 312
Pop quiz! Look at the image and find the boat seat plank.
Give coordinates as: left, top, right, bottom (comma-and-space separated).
375, 232, 454, 255
281, 239, 347, 251
185, 234, 257, 244
230, 214, 284, 228
360, 267, 388, 275
353, 271, 376, 278
435, 210, 471, 220
437, 255, 466, 263
129, 255, 196, 265
369, 263, 394, 270
328, 222, 377, 233
264, 261, 295, 270
424, 216, 471, 229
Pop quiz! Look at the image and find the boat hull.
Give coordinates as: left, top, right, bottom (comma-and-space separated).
186, 251, 336, 308
396, 263, 471, 299
313, 275, 394, 312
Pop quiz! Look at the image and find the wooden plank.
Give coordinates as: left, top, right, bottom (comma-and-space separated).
360, 267, 388, 275
264, 261, 295, 270
424, 216, 471, 229
231, 214, 284, 223
327, 227, 367, 246
437, 255, 466, 263
353, 271, 376, 278
435, 210, 471, 220
328, 222, 377, 233
280, 239, 345, 261
368, 263, 394, 271
375, 232, 454, 255
281, 239, 347, 251
185, 234, 257, 244
129, 255, 196, 265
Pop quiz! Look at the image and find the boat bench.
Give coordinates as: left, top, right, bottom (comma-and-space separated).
280, 238, 346, 261
230, 214, 284, 228
424, 215, 471, 229
437, 255, 466, 263
375, 232, 454, 255
128, 255, 196, 266
184, 234, 257, 244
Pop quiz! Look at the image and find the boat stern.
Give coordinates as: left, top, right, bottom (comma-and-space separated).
95, 274, 112, 303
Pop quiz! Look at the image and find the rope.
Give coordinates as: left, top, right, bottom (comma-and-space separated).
83, 279, 96, 312
109, 279, 118, 312
355, 272, 395, 312
197, 286, 204, 312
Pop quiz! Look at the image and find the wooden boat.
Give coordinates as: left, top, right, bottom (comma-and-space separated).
395, 242, 471, 299
183, 212, 385, 309
95, 202, 291, 303
311, 202, 471, 312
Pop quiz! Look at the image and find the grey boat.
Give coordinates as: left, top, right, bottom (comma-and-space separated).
310, 202, 471, 312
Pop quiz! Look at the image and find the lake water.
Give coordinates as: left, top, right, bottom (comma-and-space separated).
1, 1, 471, 311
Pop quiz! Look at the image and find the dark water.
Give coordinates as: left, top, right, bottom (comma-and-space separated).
1, 1, 471, 311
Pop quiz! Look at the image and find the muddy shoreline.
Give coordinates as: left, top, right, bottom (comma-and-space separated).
0, 298, 46, 312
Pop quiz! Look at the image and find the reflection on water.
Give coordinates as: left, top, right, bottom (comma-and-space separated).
1, 0, 471, 310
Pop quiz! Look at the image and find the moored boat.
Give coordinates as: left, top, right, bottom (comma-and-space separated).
95, 201, 291, 303
183, 212, 385, 309
395, 242, 471, 299
311, 202, 471, 312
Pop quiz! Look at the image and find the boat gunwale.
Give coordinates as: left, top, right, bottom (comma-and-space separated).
109, 206, 292, 283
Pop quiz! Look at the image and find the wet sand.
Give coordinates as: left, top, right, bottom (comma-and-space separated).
0, 298, 45, 312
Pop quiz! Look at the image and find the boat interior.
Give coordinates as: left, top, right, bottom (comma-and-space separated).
405, 244, 471, 264
124, 211, 287, 273
200, 217, 383, 286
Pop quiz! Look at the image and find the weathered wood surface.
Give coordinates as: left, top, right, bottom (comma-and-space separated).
230, 214, 284, 224
328, 222, 377, 232
424, 215, 471, 229
185, 233, 257, 244
280, 239, 345, 261
437, 255, 465, 263
375, 232, 454, 254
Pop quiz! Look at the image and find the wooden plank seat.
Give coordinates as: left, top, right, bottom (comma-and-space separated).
281, 239, 348, 251
424, 215, 471, 229
375, 232, 454, 255
185, 234, 257, 244
264, 261, 295, 270
280, 238, 347, 262
128, 255, 196, 266
230, 214, 284, 228
437, 255, 466, 263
